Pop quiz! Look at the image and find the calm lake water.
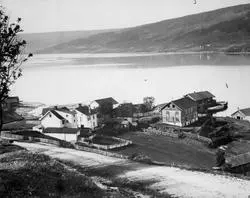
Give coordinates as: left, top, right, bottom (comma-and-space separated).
12, 53, 250, 116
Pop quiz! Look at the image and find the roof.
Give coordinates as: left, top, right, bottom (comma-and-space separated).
42, 107, 54, 115
186, 91, 215, 101
154, 103, 168, 111
231, 108, 250, 117
162, 97, 197, 111
50, 110, 66, 120
43, 127, 79, 134
40, 110, 66, 121
42, 106, 72, 115
240, 108, 250, 116
94, 97, 118, 105
226, 152, 250, 168
76, 105, 95, 115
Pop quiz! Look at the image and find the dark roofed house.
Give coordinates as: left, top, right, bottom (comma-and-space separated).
186, 91, 215, 101
94, 97, 118, 106
76, 105, 92, 116
161, 97, 198, 127
231, 108, 250, 122
90, 97, 118, 124
185, 91, 216, 114
90, 97, 118, 110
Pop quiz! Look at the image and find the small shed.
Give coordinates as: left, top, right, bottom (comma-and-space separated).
231, 108, 250, 122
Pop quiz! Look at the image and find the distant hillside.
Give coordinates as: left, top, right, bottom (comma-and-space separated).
35, 4, 250, 53
21, 29, 118, 53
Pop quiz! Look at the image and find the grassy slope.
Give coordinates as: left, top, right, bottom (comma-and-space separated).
116, 132, 216, 169
0, 149, 114, 197
22, 29, 118, 53
39, 4, 250, 53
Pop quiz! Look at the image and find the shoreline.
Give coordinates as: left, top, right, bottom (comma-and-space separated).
32, 51, 250, 56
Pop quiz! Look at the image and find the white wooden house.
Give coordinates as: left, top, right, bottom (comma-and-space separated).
231, 108, 250, 122
75, 105, 97, 129
40, 109, 77, 129
161, 97, 198, 127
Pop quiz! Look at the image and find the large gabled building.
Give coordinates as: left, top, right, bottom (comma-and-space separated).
161, 97, 198, 127
185, 91, 215, 114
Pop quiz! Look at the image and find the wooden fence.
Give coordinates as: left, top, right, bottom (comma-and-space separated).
74, 143, 129, 159
1, 131, 72, 148
78, 136, 132, 150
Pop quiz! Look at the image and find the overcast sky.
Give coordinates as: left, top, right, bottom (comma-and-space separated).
1, 0, 250, 33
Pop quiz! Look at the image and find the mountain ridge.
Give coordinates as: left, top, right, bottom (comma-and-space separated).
24, 3, 250, 54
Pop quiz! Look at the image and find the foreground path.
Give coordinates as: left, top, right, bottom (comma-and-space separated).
15, 142, 250, 198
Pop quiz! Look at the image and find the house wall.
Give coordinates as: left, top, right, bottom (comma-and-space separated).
162, 103, 198, 127
186, 96, 215, 113
45, 133, 77, 142
181, 106, 198, 126
56, 110, 77, 128
232, 112, 244, 120
41, 112, 64, 128
75, 111, 97, 129
162, 104, 182, 127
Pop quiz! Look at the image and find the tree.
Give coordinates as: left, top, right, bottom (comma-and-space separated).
143, 96, 155, 111
0, 7, 32, 133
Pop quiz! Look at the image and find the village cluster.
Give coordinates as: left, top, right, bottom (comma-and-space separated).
2, 90, 250, 174
23, 90, 234, 142
4, 91, 250, 143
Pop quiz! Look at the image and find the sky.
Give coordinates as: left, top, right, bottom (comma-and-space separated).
1, 0, 250, 33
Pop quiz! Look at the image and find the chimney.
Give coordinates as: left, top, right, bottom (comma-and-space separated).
54, 106, 58, 109
88, 105, 91, 114
79, 103, 82, 107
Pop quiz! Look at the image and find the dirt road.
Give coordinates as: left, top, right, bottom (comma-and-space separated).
15, 142, 250, 198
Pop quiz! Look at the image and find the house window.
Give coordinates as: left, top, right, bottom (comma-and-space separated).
49, 113, 52, 117
166, 111, 170, 121
66, 114, 68, 117
175, 112, 180, 122
87, 116, 90, 121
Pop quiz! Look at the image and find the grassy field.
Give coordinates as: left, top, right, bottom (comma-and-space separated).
115, 131, 216, 169
2, 120, 38, 130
